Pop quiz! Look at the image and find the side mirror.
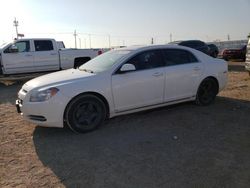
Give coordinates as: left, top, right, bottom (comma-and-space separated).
120, 64, 136, 73
9, 45, 18, 53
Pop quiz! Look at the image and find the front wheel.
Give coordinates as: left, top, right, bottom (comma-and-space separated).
195, 78, 218, 106
64, 95, 107, 133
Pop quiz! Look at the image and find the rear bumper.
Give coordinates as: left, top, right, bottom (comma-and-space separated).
223, 54, 245, 60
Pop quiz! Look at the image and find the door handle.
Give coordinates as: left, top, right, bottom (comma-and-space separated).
25, 54, 32, 57
193, 67, 201, 71
152, 72, 163, 77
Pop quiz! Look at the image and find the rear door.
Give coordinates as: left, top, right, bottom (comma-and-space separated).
163, 49, 203, 102
33, 40, 59, 72
1, 40, 34, 74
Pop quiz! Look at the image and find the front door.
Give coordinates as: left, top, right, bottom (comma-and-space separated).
112, 50, 166, 112
2, 40, 34, 74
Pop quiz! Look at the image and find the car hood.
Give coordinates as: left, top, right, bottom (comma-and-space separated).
24, 69, 95, 90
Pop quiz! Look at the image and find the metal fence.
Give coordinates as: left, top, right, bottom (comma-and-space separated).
208, 40, 248, 52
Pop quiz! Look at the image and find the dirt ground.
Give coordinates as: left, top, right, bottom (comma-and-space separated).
0, 62, 250, 188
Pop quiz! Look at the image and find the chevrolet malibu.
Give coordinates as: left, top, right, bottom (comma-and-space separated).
16, 45, 228, 133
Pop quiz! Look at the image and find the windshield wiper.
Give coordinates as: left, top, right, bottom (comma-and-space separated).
79, 68, 94, 73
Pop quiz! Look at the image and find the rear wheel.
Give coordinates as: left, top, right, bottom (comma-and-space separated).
212, 52, 217, 58
196, 78, 218, 106
65, 95, 106, 133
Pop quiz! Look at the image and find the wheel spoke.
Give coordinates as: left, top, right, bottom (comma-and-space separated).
78, 116, 87, 124
87, 103, 95, 113
90, 113, 98, 121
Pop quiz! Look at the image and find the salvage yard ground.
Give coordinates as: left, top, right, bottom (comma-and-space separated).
1, 61, 250, 188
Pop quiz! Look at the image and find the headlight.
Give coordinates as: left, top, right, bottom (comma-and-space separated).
30, 87, 59, 102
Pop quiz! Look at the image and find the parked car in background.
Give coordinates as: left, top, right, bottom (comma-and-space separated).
169, 40, 210, 55
207, 43, 219, 58
0, 38, 104, 75
245, 39, 250, 75
16, 45, 228, 133
219, 45, 247, 61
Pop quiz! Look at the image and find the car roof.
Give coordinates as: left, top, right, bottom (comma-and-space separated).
169, 40, 204, 44
15, 38, 55, 41
116, 44, 196, 52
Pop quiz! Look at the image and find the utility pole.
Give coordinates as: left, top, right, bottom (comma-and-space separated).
227, 34, 230, 41
170, 33, 172, 42
84, 38, 87, 48
13, 18, 19, 39
73, 30, 77, 48
89, 34, 92, 48
151, 37, 154, 44
108, 34, 111, 48
78, 38, 81, 48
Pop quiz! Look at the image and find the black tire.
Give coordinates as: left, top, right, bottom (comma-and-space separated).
64, 94, 106, 133
195, 78, 218, 106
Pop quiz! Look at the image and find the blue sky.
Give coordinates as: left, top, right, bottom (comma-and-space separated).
0, 0, 249, 48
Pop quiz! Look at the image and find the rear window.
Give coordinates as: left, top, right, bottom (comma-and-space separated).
34, 40, 54, 51
181, 41, 204, 48
163, 49, 198, 66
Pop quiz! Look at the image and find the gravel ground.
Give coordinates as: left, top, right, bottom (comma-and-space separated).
1, 62, 250, 188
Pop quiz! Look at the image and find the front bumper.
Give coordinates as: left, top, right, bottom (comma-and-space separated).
16, 92, 70, 128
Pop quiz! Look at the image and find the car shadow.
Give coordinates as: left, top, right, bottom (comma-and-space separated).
33, 96, 250, 188
228, 64, 246, 72
0, 81, 24, 105
227, 60, 246, 72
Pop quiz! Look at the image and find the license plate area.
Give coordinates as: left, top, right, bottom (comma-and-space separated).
16, 99, 22, 113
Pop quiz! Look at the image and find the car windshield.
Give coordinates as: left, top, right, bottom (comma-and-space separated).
79, 50, 131, 73
0, 42, 8, 48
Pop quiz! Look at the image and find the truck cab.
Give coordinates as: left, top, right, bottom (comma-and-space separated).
0, 39, 60, 75
0, 38, 106, 77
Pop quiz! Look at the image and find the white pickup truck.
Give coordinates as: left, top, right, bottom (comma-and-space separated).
0, 38, 104, 76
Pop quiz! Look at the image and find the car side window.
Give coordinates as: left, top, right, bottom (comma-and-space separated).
181, 41, 196, 48
163, 49, 198, 66
34, 40, 54, 51
126, 50, 165, 71
4, 41, 30, 53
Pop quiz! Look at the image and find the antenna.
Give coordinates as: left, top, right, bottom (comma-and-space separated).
13, 18, 19, 39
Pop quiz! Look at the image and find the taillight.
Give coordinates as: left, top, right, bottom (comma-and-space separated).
98, 50, 102, 55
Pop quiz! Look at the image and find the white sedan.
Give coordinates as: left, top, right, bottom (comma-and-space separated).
16, 45, 228, 133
